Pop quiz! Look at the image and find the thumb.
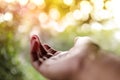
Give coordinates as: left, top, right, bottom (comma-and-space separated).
74, 36, 92, 47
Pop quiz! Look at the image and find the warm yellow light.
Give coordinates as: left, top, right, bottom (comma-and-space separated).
114, 31, 120, 41
63, 0, 73, 6
0, 14, 4, 23
79, 1, 92, 14
103, 20, 116, 30
18, 25, 28, 33
58, 12, 75, 32
91, 0, 104, 10
30, 27, 40, 37
105, 1, 112, 11
91, 9, 112, 21
38, 12, 48, 23
49, 8, 60, 20
48, 20, 67, 32
81, 23, 90, 32
73, 10, 83, 20
17, 0, 28, 6
112, 0, 120, 23
31, 0, 45, 6
90, 22, 103, 31
4, 0, 15, 3
4, 12, 13, 21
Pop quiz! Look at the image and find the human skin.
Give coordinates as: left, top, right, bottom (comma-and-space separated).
30, 35, 120, 80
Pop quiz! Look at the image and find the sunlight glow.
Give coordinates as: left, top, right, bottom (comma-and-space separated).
0, 14, 4, 23
30, 27, 40, 37
90, 22, 103, 31
60, 12, 75, 31
49, 21, 60, 32
4, 12, 13, 21
38, 12, 48, 24
112, 0, 120, 28
72, 9, 89, 21
80, 23, 90, 32
73, 10, 83, 20
31, 0, 45, 6
5, 0, 15, 3
49, 8, 60, 20
18, 25, 28, 33
2, 0, 120, 33
105, 1, 112, 11
79, 1, 92, 14
91, 10, 112, 21
63, 0, 73, 6
91, 0, 104, 10
49, 21, 67, 32
114, 31, 120, 41
103, 20, 117, 30
17, 0, 28, 6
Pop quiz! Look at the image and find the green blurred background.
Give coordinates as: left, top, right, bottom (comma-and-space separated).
0, 0, 120, 80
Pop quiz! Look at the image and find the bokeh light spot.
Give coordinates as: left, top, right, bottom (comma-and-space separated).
49, 8, 60, 20
5, 0, 15, 3
79, 1, 92, 14
63, 0, 73, 6
38, 12, 48, 24
114, 31, 120, 41
4, 12, 13, 21
0, 14, 4, 23
73, 10, 83, 20
31, 0, 45, 6
17, 0, 28, 6
90, 22, 103, 31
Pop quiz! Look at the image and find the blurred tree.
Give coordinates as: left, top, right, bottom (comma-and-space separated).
0, 22, 24, 80
0, 0, 120, 80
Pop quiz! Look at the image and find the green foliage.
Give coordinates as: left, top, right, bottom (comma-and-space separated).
52, 26, 92, 50
0, 0, 120, 80
52, 25, 120, 55
0, 22, 24, 80
19, 62, 46, 80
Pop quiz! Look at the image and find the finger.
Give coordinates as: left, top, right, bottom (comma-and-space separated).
30, 35, 45, 69
31, 35, 52, 60
74, 36, 92, 46
32, 35, 48, 56
74, 37, 79, 43
43, 44, 58, 58
43, 44, 57, 54
43, 44, 51, 50
39, 43, 47, 56
30, 36, 39, 62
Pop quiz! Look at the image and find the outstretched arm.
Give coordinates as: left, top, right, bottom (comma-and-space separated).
30, 35, 120, 80
30, 35, 100, 80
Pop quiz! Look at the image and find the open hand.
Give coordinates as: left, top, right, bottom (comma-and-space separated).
30, 35, 120, 80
